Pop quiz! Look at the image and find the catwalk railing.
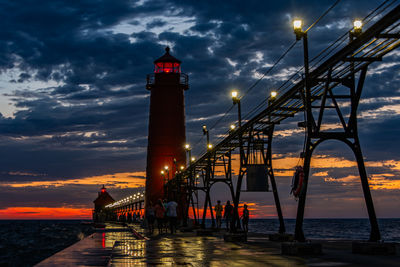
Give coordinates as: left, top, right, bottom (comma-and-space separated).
105, 191, 145, 221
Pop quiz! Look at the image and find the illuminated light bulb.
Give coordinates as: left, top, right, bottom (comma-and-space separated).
353, 19, 363, 36
180, 166, 184, 170
231, 91, 238, 98
164, 165, 169, 170
230, 124, 236, 130
161, 170, 165, 175
293, 19, 302, 31
185, 144, 190, 150
208, 143, 213, 149
191, 157, 195, 162
354, 20, 362, 30
271, 91, 277, 98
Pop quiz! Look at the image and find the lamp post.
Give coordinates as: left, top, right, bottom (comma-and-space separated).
202, 125, 211, 150
231, 91, 242, 128
352, 19, 363, 37
161, 170, 165, 183
293, 18, 313, 242
270, 90, 277, 99
164, 165, 169, 181
229, 124, 236, 134
185, 144, 192, 166
268, 91, 277, 121
231, 90, 244, 231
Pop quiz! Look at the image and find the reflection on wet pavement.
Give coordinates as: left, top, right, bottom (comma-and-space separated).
36, 223, 400, 266
108, 224, 305, 266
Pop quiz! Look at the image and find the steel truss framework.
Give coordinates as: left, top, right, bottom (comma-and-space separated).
168, 4, 400, 240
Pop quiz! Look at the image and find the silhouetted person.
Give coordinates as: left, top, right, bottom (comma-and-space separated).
215, 200, 223, 229
224, 201, 233, 231
155, 199, 165, 234
163, 199, 169, 232
166, 199, 178, 234
146, 202, 155, 234
241, 204, 249, 233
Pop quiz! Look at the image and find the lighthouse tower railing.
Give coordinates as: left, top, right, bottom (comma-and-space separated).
146, 73, 189, 90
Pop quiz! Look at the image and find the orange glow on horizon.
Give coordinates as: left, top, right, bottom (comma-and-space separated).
0, 207, 92, 220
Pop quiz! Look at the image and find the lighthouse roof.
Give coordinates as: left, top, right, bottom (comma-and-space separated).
93, 185, 114, 206
154, 47, 181, 64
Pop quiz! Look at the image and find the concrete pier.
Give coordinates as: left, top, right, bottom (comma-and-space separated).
36, 223, 399, 266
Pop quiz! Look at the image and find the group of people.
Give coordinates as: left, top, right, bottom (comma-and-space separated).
145, 199, 250, 234
146, 199, 178, 234
215, 200, 249, 232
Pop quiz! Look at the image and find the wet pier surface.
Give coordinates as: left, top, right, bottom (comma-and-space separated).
36, 223, 399, 266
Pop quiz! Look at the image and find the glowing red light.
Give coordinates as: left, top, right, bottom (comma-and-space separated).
154, 62, 180, 73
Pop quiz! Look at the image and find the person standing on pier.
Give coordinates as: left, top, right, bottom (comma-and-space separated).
241, 204, 249, 233
155, 199, 165, 234
146, 202, 155, 234
215, 200, 223, 229
166, 199, 178, 234
224, 201, 233, 231
163, 199, 169, 232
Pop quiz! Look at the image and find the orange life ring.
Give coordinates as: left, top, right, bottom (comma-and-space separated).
291, 166, 304, 197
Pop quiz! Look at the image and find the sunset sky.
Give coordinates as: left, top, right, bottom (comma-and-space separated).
0, 0, 399, 219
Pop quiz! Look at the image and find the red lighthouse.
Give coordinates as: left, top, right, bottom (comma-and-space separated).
145, 47, 189, 208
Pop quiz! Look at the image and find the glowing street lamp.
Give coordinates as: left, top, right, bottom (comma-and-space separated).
185, 143, 192, 165
202, 125, 208, 135
231, 90, 242, 128
230, 124, 236, 132
191, 157, 196, 162
353, 19, 363, 36
207, 143, 213, 150
293, 19, 304, 40
270, 91, 277, 99
202, 125, 210, 150
231, 90, 239, 103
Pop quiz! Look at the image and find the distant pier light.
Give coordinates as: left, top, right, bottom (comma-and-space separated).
202, 125, 208, 134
